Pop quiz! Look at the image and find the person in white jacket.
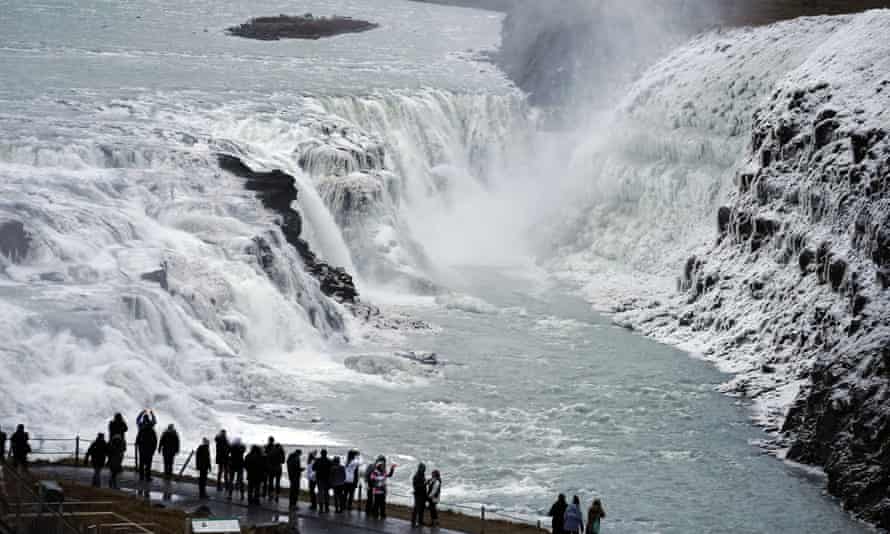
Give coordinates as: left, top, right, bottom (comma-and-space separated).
306, 451, 318, 511
344, 450, 362, 511
426, 470, 442, 527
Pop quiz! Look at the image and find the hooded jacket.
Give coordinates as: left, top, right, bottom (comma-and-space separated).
564, 503, 584, 532
214, 433, 230, 465
229, 440, 246, 471
196, 442, 212, 472
427, 477, 441, 504
85, 437, 108, 468
159, 428, 180, 457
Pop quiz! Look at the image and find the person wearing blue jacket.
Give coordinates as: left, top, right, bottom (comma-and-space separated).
564, 495, 585, 534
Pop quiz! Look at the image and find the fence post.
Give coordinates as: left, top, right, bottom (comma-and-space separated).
178, 449, 195, 479
74, 435, 80, 464
481, 505, 486, 534
15, 468, 22, 532
537, 519, 542, 530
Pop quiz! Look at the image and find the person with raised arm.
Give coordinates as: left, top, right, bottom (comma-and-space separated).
135, 417, 157, 481
370, 459, 396, 519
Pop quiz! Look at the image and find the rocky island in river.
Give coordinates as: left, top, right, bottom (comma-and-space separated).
227, 14, 379, 40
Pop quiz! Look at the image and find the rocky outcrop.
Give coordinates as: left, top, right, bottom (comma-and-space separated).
217, 154, 358, 303
0, 220, 30, 263
227, 14, 378, 41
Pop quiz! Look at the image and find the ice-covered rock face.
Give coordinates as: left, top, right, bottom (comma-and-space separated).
601, 11, 890, 527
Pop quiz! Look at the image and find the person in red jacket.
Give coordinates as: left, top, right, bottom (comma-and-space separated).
369, 460, 396, 519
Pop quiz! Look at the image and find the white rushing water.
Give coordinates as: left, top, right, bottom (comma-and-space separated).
0, 0, 885, 531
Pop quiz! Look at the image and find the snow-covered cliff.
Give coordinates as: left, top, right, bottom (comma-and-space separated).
576, 11, 890, 526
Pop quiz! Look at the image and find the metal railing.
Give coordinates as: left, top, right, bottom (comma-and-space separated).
0, 457, 93, 534
26, 436, 549, 531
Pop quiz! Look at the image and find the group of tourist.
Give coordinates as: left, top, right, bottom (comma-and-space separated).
549, 494, 607, 534
410, 463, 442, 528
77, 411, 442, 526
3, 417, 604, 533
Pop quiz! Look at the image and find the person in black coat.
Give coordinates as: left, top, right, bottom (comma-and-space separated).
84, 433, 109, 487
9, 425, 30, 470
108, 413, 128, 448
313, 449, 333, 513
245, 445, 265, 505
227, 437, 246, 500
196, 438, 212, 499
135, 423, 158, 481
286, 449, 303, 509
107, 434, 125, 489
331, 457, 347, 513
267, 442, 285, 501
214, 430, 229, 491
158, 424, 180, 479
411, 463, 427, 527
0, 425, 7, 460
549, 494, 569, 534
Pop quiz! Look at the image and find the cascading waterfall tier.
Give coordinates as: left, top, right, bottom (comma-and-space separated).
0, 109, 351, 440
0, 87, 530, 441
271, 89, 532, 287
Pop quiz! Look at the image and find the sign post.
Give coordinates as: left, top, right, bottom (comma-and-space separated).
189, 519, 241, 533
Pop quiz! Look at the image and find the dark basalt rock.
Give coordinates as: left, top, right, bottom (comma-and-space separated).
0, 220, 30, 263
140, 265, 169, 291
799, 248, 815, 274
227, 14, 379, 41
785, 343, 890, 529
218, 154, 358, 303
828, 258, 847, 290
717, 206, 732, 235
